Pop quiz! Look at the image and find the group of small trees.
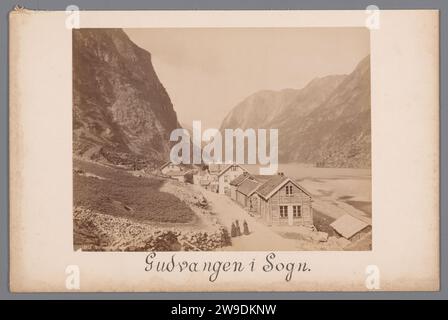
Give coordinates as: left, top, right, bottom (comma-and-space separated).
230, 219, 250, 237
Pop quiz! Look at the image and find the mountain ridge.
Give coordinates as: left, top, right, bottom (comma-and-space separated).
220, 55, 371, 168
73, 28, 181, 168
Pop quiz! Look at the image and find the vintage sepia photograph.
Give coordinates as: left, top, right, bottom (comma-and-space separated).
73, 27, 372, 252
8, 7, 439, 293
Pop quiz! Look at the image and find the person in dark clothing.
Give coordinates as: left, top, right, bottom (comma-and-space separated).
235, 220, 242, 236
231, 222, 237, 237
243, 220, 250, 235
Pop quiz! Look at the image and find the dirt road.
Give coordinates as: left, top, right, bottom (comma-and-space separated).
197, 187, 299, 251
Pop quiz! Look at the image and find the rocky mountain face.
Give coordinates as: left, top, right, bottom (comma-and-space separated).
73, 29, 181, 168
220, 56, 371, 168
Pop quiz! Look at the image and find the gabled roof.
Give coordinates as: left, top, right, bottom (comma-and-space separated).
237, 179, 261, 196
330, 214, 371, 239
256, 175, 312, 200
216, 164, 247, 177
256, 175, 288, 199
229, 172, 251, 186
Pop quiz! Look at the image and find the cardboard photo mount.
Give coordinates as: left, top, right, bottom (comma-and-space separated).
9, 10, 439, 292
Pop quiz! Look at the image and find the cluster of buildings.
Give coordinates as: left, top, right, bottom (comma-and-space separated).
159, 161, 314, 228
228, 169, 314, 228
159, 161, 372, 242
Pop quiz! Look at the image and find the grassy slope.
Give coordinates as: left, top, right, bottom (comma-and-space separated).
73, 159, 195, 223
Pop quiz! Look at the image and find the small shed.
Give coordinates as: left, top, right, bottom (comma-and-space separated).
229, 172, 251, 200
330, 214, 372, 241
236, 178, 261, 208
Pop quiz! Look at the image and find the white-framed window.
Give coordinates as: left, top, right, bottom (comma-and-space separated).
293, 205, 301, 218
285, 185, 293, 196
279, 205, 288, 218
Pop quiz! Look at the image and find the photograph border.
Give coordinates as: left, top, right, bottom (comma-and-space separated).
1, 0, 446, 299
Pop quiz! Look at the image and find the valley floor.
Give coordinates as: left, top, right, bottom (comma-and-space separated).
73, 159, 372, 251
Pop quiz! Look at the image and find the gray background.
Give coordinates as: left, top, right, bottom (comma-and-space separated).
0, 0, 446, 300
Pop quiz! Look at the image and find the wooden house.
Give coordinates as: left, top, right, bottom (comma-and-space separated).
245, 175, 271, 214
229, 173, 251, 200
236, 178, 261, 210
207, 164, 247, 195
255, 174, 313, 227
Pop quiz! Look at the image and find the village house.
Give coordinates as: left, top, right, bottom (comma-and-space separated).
254, 173, 313, 227
236, 178, 261, 210
244, 175, 272, 214
207, 164, 247, 195
330, 214, 372, 241
229, 172, 251, 200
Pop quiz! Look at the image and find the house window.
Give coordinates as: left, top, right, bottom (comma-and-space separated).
279, 205, 288, 218
231, 166, 237, 171
285, 185, 293, 196
224, 176, 229, 183
293, 205, 301, 218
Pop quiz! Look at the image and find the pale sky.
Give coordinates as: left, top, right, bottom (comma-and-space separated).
125, 28, 370, 129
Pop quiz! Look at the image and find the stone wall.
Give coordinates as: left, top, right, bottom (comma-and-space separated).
74, 207, 231, 251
